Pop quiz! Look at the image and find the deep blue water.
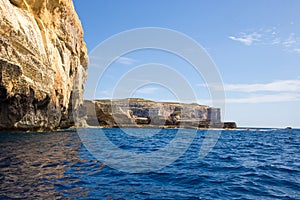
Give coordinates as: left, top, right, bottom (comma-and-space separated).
0, 128, 299, 199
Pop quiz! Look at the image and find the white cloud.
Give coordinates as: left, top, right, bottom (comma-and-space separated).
124, 78, 151, 83
283, 33, 297, 47
226, 93, 300, 104
271, 37, 281, 45
229, 28, 300, 53
228, 32, 261, 46
198, 79, 300, 93
293, 48, 300, 53
200, 93, 300, 104
95, 90, 113, 99
99, 90, 111, 95
116, 56, 137, 65
224, 79, 300, 93
88, 56, 138, 67
135, 87, 158, 94
198, 79, 300, 104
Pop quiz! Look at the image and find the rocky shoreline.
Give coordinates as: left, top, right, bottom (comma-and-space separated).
0, 0, 236, 132
84, 98, 237, 130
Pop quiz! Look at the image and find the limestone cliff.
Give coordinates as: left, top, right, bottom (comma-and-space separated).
85, 98, 237, 129
0, 0, 88, 131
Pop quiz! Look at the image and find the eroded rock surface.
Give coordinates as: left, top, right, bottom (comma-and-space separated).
0, 0, 88, 131
85, 98, 237, 129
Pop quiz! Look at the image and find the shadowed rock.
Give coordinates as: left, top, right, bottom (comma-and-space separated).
0, 0, 88, 131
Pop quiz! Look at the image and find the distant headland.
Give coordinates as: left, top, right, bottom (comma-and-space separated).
85, 98, 237, 129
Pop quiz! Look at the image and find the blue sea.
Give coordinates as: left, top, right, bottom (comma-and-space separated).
0, 128, 299, 199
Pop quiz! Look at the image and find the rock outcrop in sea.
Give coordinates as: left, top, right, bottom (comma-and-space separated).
85, 98, 237, 129
0, 0, 88, 131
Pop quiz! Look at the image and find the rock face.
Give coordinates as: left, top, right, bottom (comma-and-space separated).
0, 0, 88, 131
85, 98, 237, 129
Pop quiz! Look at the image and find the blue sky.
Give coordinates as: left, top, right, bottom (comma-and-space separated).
73, 0, 300, 128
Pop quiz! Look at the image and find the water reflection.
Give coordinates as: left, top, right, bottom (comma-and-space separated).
0, 131, 90, 199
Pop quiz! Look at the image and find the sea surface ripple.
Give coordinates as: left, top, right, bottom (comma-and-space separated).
0, 128, 299, 199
